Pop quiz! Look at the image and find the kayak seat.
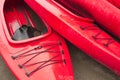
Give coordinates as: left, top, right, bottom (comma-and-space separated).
12, 25, 41, 41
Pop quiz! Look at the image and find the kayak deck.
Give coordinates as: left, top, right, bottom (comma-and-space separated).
25, 0, 120, 76
0, 0, 74, 80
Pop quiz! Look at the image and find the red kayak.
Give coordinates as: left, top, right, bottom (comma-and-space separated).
0, 0, 74, 80
67, 0, 120, 39
107, 0, 120, 8
25, 0, 120, 75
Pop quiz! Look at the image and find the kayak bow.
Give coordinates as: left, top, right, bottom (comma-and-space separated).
0, 0, 74, 80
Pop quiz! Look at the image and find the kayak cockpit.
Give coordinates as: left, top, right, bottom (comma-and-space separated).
3, 0, 51, 42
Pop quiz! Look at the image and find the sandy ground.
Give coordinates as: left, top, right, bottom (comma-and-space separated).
0, 42, 120, 80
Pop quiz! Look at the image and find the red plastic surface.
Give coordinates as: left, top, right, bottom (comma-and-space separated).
107, 0, 120, 8
0, 0, 74, 80
54, 0, 93, 19
25, 0, 120, 75
68, 0, 120, 39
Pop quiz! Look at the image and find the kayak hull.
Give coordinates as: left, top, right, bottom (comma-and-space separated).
68, 0, 120, 39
